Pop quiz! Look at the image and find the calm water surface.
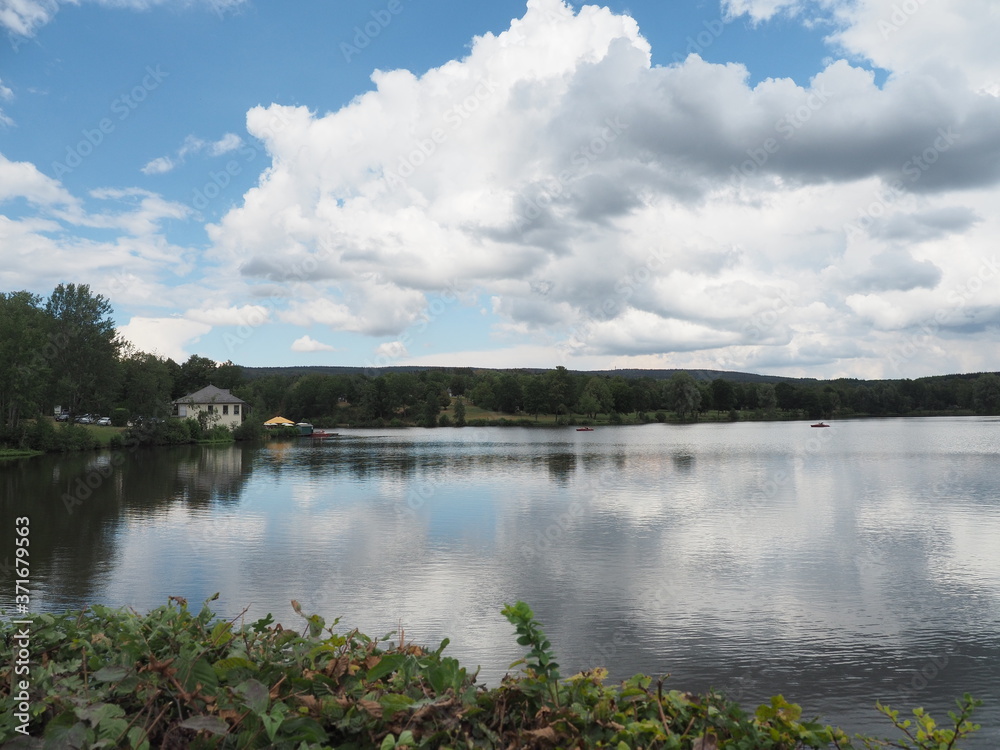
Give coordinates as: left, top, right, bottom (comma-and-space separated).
2, 418, 999, 745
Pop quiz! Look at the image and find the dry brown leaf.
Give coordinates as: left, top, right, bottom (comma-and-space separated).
296, 695, 319, 710
524, 726, 559, 744
357, 699, 383, 718
325, 655, 348, 679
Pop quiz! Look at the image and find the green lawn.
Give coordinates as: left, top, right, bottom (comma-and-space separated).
46, 417, 127, 446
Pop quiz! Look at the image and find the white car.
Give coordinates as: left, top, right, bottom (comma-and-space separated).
96, 416, 112, 426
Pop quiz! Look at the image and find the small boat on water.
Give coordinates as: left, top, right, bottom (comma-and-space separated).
309, 430, 339, 438
576, 427, 594, 431
811, 422, 829, 428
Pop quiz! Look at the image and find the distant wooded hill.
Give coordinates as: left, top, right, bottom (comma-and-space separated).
240, 364, 815, 385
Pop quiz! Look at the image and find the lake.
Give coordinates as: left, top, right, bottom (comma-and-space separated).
2, 417, 998, 745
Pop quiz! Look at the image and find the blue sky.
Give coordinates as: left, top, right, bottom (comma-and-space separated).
2, 0, 999, 378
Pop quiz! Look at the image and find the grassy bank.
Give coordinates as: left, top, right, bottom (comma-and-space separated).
0, 598, 981, 749
0, 448, 43, 459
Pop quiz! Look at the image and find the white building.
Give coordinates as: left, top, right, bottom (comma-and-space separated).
172, 384, 249, 429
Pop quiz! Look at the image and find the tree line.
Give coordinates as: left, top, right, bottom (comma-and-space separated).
3, 284, 1000, 447
244, 366, 1000, 427
0, 285, 244, 447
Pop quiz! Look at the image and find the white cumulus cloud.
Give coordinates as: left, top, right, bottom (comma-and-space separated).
291, 335, 336, 353
199, 0, 1000, 377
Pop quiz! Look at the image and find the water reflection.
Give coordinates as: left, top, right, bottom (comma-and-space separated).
1, 420, 998, 746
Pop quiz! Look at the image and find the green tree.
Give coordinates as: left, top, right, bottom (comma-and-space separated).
420, 385, 441, 427
757, 383, 777, 414
494, 374, 523, 414
710, 378, 736, 412
973, 373, 1000, 415
609, 377, 633, 414
175, 354, 218, 398
448, 373, 467, 397
545, 365, 574, 414
582, 377, 613, 415
522, 375, 549, 420
214, 360, 245, 391
470, 378, 496, 411
120, 348, 173, 420
453, 397, 466, 427
45, 283, 121, 417
576, 392, 600, 419
360, 377, 393, 421
0, 291, 52, 432
668, 372, 701, 420
775, 381, 798, 412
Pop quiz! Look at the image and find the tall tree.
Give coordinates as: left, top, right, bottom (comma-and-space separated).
545, 366, 574, 414
494, 373, 524, 414
609, 376, 633, 414
0, 291, 51, 431
120, 347, 174, 419
175, 354, 218, 398
710, 378, 736, 412
973, 373, 1000, 415
45, 283, 121, 416
757, 383, 777, 414
522, 375, 549, 420
668, 372, 702, 420
582, 377, 613, 415
359, 377, 393, 420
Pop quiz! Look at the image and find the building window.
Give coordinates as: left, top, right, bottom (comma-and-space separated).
207, 405, 215, 413
223, 405, 229, 415
234, 405, 240, 415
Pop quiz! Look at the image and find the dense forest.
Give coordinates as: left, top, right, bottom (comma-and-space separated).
3, 284, 1000, 451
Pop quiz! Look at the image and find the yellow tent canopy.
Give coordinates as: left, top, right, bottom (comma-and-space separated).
263, 416, 295, 426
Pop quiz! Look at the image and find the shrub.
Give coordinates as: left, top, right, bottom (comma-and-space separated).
55, 422, 99, 452
0, 598, 981, 749
184, 417, 203, 441
233, 419, 264, 442
24, 418, 58, 452
203, 424, 234, 443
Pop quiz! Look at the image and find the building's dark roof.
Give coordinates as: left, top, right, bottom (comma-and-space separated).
172, 384, 247, 405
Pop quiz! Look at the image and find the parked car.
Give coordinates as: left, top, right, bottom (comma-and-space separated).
55, 412, 70, 422
75, 415, 93, 424
96, 416, 112, 426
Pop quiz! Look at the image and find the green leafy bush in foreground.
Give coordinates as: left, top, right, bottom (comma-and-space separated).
0, 597, 982, 749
